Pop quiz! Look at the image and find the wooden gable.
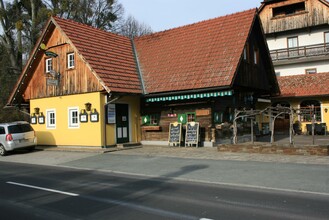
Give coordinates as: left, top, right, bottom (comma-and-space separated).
23, 22, 104, 101
259, 0, 329, 34
233, 14, 280, 96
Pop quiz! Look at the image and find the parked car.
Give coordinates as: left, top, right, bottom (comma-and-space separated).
0, 121, 37, 156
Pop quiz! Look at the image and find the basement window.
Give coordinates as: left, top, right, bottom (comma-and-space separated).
273, 2, 306, 18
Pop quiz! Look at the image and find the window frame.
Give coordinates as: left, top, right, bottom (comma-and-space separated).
305, 68, 317, 74
253, 47, 259, 65
243, 43, 250, 62
68, 107, 79, 128
186, 112, 196, 122
287, 36, 299, 57
67, 52, 75, 69
46, 109, 56, 129
45, 58, 53, 73
325, 32, 329, 49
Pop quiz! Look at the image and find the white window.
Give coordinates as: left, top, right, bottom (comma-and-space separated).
305, 68, 317, 74
288, 36, 298, 48
67, 53, 75, 69
46, 58, 52, 73
68, 107, 79, 128
288, 36, 298, 57
253, 48, 259, 64
46, 109, 56, 129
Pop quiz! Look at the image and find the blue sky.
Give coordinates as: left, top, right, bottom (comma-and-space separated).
119, 0, 262, 32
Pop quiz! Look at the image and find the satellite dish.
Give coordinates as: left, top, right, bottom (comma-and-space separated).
40, 43, 47, 50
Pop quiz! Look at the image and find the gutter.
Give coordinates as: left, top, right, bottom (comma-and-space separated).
130, 38, 147, 94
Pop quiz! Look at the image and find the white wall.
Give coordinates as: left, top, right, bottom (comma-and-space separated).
267, 28, 328, 50
275, 61, 329, 76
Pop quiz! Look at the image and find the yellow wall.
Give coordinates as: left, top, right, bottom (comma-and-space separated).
30, 92, 103, 147
30, 93, 141, 147
105, 96, 141, 146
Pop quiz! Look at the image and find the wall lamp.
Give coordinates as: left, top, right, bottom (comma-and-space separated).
85, 102, 92, 111
34, 107, 40, 115
325, 108, 328, 113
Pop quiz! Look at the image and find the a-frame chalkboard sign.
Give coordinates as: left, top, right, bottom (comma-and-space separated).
185, 122, 200, 147
168, 122, 182, 146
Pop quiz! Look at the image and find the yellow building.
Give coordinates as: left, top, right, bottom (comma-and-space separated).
6, 17, 142, 147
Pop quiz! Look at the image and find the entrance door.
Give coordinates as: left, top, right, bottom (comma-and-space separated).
116, 104, 129, 143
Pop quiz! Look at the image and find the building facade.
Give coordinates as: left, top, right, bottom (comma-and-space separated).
7, 9, 280, 147
259, 0, 329, 133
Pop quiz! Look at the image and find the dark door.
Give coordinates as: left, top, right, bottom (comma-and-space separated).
116, 104, 129, 143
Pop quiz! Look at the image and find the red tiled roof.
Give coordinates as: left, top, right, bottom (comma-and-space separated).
134, 9, 257, 94
278, 72, 329, 97
53, 17, 142, 94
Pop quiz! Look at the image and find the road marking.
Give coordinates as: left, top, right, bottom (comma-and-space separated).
6, 181, 79, 197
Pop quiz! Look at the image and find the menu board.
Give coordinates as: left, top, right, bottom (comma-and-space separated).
185, 122, 199, 147
168, 122, 182, 146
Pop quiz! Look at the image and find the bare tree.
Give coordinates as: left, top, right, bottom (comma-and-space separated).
118, 15, 153, 38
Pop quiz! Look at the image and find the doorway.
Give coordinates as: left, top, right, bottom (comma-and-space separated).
116, 104, 129, 143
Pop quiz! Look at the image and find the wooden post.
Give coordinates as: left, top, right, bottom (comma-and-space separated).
251, 118, 254, 144
289, 107, 294, 145
233, 109, 238, 144
311, 105, 315, 145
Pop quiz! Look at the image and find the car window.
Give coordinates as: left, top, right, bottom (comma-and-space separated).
0, 126, 5, 135
8, 124, 33, 133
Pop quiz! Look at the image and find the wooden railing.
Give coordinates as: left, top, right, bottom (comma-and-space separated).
270, 43, 329, 61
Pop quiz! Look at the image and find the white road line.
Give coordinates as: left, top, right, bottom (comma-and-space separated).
6, 181, 79, 197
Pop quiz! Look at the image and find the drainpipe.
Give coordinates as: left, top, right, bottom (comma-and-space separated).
103, 94, 120, 148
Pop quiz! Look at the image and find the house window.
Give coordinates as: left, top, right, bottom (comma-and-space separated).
253, 48, 259, 64
272, 2, 305, 18
45, 58, 52, 73
68, 107, 79, 128
288, 36, 298, 57
325, 32, 329, 49
300, 100, 321, 122
46, 109, 56, 129
67, 53, 75, 69
243, 44, 249, 62
305, 68, 317, 74
142, 114, 160, 126
187, 112, 196, 122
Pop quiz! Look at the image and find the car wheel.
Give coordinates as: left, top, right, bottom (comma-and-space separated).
0, 145, 7, 156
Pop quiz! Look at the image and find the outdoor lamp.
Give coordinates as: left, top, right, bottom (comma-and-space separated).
325, 108, 328, 113
34, 107, 40, 115
85, 102, 92, 111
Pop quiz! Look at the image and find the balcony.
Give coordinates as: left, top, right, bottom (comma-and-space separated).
270, 43, 329, 63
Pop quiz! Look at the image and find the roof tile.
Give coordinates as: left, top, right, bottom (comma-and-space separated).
53, 17, 142, 94
134, 9, 256, 94
278, 72, 329, 97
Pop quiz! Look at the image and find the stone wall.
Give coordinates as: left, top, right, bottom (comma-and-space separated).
218, 144, 329, 156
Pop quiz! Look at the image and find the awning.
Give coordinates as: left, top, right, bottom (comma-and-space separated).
145, 90, 233, 103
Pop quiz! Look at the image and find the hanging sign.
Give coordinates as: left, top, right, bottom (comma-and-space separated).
107, 104, 116, 124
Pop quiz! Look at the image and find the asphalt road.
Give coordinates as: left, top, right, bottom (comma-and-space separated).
1, 162, 329, 220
